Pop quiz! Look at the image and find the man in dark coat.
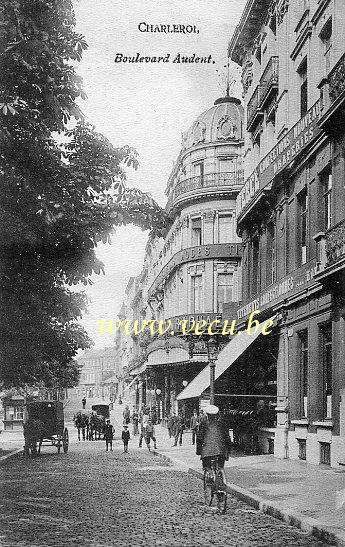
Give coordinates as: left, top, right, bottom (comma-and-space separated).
190, 409, 199, 445
196, 405, 231, 469
172, 412, 185, 446
104, 419, 114, 451
81, 397, 86, 409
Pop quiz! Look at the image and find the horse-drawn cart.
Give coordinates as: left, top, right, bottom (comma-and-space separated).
23, 401, 69, 456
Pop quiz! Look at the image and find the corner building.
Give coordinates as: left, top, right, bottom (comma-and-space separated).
128, 96, 244, 418
229, 0, 345, 466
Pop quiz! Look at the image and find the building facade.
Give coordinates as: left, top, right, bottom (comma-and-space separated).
229, 0, 345, 467
77, 347, 120, 401
120, 95, 245, 419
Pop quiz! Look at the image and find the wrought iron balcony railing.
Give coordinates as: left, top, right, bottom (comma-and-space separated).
325, 219, 345, 267
167, 170, 244, 210
259, 56, 279, 108
328, 52, 345, 103
247, 85, 263, 131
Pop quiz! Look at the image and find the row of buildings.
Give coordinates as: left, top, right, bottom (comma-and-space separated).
82, 0, 345, 469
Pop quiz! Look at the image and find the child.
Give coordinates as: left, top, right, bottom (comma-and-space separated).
145, 419, 157, 451
122, 424, 130, 453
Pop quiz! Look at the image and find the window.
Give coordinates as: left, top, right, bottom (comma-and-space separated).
251, 236, 260, 296
217, 273, 234, 312
320, 442, 331, 465
298, 189, 308, 265
218, 214, 234, 243
321, 171, 332, 231
299, 330, 308, 417
192, 275, 203, 313
298, 439, 306, 460
322, 325, 332, 420
194, 161, 204, 184
298, 60, 308, 117
320, 18, 332, 74
266, 223, 276, 286
191, 217, 202, 246
219, 157, 235, 175
269, 15, 276, 37
255, 45, 261, 65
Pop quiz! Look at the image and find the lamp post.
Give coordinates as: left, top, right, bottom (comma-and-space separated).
206, 337, 220, 406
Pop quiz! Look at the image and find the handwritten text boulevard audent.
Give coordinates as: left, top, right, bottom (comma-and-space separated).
96, 311, 274, 338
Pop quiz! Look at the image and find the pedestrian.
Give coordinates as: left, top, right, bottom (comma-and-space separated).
138, 410, 149, 447
123, 405, 130, 425
132, 407, 139, 435
167, 413, 174, 438
122, 425, 130, 453
198, 409, 207, 429
81, 397, 86, 409
190, 409, 199, 445
104, 419, 114, 452
173, 412, 185, 446
145, 419, 157, 451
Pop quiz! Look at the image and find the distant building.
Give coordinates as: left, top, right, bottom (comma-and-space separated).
77, 347, 120, 401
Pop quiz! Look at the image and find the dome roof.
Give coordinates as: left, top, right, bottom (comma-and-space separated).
182, 96, 244, 150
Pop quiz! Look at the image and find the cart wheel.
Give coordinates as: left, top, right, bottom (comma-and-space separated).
63, 428, 69, 453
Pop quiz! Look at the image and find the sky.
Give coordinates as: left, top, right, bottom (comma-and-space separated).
72, 0, 246, 348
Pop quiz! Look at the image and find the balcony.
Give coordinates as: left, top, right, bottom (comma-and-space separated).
259, 57, 279, 109
326, 220, 345, 268
166, 170, 244, 211
247, 85, 263, 131
329, 52, 345, 103
313, 220, 345, 279
319, 52, 345, 135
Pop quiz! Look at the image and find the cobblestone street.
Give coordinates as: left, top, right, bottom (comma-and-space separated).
0, 438, 327, 546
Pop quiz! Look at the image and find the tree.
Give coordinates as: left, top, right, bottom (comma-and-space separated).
0, 0, 170, 388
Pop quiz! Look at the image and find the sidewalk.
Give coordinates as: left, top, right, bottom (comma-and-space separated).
148, 423, 345, 546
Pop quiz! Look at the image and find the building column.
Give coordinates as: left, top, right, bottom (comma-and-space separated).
274, 325, 289, 459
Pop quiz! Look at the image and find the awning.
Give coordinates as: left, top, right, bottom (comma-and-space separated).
176, 316, 275, 401
124, 375, 139, 391
147, 355, 209, 368
129, 362, 146, 376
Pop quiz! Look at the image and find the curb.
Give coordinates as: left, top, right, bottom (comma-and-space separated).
153, 450, 345, 547
0, 448, 23, 463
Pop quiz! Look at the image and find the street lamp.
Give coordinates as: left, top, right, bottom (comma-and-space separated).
206, 337, 220, 405
155, 388, 162, 422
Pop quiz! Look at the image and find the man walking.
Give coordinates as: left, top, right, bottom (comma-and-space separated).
190, 409, 199, 445
81, 397, 86, 409
173, 412, 185, 446
104, 419, 115, 452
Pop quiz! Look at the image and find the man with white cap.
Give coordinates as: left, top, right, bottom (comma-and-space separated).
196, 404, 232, 470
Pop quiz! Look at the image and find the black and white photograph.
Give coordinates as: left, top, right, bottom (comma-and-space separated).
1, 0, 345, 545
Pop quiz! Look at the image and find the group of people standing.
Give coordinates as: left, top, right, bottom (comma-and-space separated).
123, 404, 158, 451
166, 409, 207, 447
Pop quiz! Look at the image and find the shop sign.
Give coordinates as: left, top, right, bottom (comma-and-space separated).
169, 313, 223, 333
148, 243, 242, 298
237, 259, 319, 320
237, 100, 322, 215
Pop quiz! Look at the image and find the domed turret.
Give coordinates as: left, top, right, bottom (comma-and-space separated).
181, 96, 243, 151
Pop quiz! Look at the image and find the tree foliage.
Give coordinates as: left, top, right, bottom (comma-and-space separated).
0, 0, 170, 388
